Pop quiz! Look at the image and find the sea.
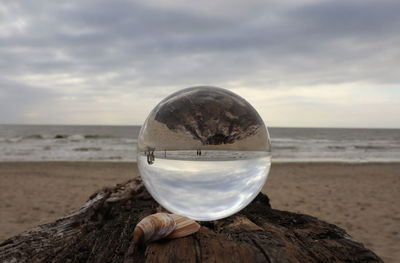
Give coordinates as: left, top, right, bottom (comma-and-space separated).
0, 124, 399, 163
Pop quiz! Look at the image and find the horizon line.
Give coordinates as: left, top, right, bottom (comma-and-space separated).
1, 123, 399, 130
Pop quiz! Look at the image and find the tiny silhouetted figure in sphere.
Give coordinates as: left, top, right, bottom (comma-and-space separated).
147, 148, 155, 164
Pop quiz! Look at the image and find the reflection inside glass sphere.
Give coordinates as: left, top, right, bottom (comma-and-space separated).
137, 86, 271, 221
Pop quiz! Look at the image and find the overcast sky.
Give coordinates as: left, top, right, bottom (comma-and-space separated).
1, 0, 399, 128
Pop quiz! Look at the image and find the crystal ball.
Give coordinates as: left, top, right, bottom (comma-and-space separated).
137, 86, 271, 221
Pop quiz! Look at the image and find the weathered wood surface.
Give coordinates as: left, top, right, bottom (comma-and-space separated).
0, 178, 383, 263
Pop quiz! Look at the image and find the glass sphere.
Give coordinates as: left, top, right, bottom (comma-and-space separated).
137, 86, 271, 221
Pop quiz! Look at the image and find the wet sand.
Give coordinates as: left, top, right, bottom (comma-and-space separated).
0, 162, 399, 262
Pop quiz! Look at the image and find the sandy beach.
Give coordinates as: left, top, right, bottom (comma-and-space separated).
0, 162, 399, 262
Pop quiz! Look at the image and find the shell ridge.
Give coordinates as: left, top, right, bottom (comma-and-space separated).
134, 213, 200, 244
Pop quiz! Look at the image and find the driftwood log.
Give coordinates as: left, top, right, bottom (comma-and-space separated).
0, 178, 382, 263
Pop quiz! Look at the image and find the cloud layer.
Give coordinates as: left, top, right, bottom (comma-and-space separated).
1, 0, 399, 127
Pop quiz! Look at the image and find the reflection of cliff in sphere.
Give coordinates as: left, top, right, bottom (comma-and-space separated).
138, 86, 271, 152
155, 86, 262, 145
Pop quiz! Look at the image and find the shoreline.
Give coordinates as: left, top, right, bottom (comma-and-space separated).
1, 160, 399, 164
0, 162, 398, 262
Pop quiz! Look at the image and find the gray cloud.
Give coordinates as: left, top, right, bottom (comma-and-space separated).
0, 80, 57, 123
0, 0, 399, 125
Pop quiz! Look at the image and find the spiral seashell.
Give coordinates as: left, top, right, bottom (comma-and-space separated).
134, 213, 201, 244
134, 213, 176, 244
166, 214, 201, 239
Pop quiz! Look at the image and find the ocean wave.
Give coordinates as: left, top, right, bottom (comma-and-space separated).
73, 147, 102, 152
84, 134, 114, 139
107, 156, 122, 160
272, 138, 332, 143
122, 138, 138, 143
271, 138, 302, 143
88, 156, 123, 160
354, 145, 387, 150
53, 134, 114, 140
2, 133, 121, 142
54, 134, 69, 139
327, 146, 346, 150
6, 137, 23, 143
7, 134, 53, 140
273, 146, 297, 150
68, 134, 85, 140
23, 134, 44, 139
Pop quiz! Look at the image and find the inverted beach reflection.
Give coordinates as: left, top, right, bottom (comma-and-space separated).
138, 151, 271, 220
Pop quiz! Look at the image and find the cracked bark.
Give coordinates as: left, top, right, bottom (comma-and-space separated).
0, 178, 383, 263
